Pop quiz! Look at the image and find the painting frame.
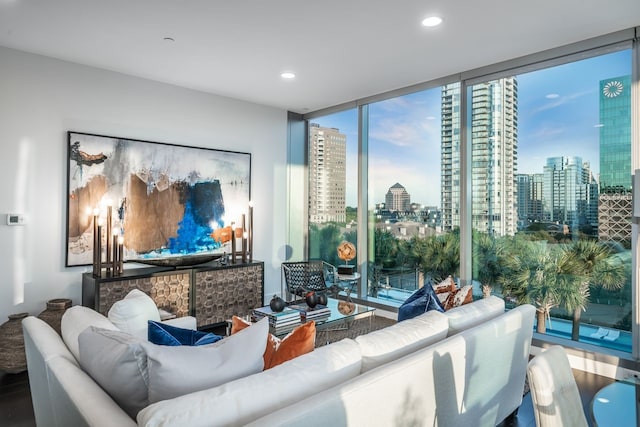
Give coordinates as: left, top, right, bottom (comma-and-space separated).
65, 131, 251, 267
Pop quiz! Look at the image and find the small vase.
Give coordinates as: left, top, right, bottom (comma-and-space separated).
269, 295, 286, 313
316, 292, 328, 306
305, 292, 318, 309
38, 298, 72, 336
0, 313, 29, 374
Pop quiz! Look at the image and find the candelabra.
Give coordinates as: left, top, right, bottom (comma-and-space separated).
91, 204, 124, 278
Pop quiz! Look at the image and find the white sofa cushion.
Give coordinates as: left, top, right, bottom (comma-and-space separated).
245, 304, 535, 427
141, 317, 269, 403
355, 310, 449, 372
137, 338, 363, 427
78, 326, 149, 418
61, 305, 119, 360
108, 289, 161, 340
445, 295, 505, 336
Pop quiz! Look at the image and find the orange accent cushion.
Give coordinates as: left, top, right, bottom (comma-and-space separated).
231, 316, 316, 369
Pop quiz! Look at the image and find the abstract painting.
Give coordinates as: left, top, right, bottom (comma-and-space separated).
66, 131, 251, 267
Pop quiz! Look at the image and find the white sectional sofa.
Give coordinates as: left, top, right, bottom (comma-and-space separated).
22, 296, 535, 427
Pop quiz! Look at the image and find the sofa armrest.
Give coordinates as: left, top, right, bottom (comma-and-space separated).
47, 356, 137, 427
23, 316, 135, 427
23, 317, 76, 427
162, 315, 197, 330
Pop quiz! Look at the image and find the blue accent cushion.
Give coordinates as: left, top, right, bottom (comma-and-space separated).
147, 321, 223, 346
397, 278, 445, 322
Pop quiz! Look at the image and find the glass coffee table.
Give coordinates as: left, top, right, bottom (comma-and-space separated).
307, 297, 376, 344
314, 297, 374, 325
591, 377, 640, 427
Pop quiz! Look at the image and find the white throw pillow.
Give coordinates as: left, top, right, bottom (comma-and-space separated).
142, 317, 269, 403
61, 305, 119, 360
78, 326, 149, 418
108, 289, 161, 340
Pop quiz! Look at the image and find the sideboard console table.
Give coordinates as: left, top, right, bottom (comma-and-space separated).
82, 261, 264, 329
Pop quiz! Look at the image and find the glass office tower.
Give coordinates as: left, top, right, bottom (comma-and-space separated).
598, 75, 632, 241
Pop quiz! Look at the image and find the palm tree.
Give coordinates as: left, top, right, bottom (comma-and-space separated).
373, 228, 398, 268
561, 240, 626, 341
472, 232, 507, 298
421, 233, 460, 282
500, 243, 583, 333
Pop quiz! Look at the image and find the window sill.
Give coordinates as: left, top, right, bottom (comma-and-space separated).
531, 333, 640, 380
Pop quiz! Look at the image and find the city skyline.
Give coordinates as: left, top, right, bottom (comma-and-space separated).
310, 49, 631, 208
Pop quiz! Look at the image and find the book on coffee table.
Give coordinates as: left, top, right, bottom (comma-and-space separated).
288, 303, 331, 321
252, 307, 302, 331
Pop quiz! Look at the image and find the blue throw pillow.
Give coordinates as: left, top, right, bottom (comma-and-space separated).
397, 278, 445, 322
148, 320, 223, 346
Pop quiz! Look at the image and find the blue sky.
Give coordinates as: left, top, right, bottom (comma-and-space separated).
311, 49, 631, 207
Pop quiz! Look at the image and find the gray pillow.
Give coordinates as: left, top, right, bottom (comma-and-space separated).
78, 327, 149, 418
142, 317, 269, 403
78, 318, 269, 415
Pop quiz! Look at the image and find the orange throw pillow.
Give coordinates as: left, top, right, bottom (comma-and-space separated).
231, 316, 316, 369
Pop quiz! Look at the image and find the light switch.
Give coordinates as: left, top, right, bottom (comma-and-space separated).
6, 213, 26, 225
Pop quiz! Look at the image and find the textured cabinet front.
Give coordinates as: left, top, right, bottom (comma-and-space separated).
194, 263, 264, 327
83, 270, 191, 317
96, 272, 191, 317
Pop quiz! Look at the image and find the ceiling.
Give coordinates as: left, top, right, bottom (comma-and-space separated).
1, 0, 639, 114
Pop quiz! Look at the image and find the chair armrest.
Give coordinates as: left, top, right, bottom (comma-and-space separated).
162, 316, 197, 330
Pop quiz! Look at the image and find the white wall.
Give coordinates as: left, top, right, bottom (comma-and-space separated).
0, 46, 288, 322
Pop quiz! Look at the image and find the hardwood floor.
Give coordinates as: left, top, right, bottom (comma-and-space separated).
0, 371, 35, 427
0, 367, 615, 427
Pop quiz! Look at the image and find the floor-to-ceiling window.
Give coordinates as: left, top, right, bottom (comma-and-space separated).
307, 109, 358, 269
365, 87, 460, 303
298, 29, 637, 355
469, 49, 633, 353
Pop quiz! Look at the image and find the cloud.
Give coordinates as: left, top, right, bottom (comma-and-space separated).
370, 121, 421, 147
533, 89, 592, 113
369, 96, 441, 148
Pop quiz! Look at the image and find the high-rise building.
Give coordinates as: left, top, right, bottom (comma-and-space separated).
308, 124, 346, 223
385, 183, 411, 212
441, 83, 461, 232
441, 78, 518, 236
598, 75, 632, 242
516, 173, 544, 229
542, 157, 598, 232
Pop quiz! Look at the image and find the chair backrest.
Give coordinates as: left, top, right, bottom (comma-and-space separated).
282, 261, 334, 297
527, 345, 588, 427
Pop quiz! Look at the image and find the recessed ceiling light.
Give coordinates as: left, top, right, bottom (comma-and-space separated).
281, 72, 296, 79
421, 16, 442, 27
